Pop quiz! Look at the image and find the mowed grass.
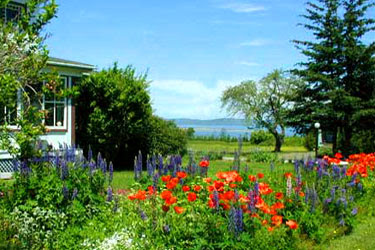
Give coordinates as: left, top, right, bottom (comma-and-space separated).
112, 159, 294, 190
187, 140, 308, 154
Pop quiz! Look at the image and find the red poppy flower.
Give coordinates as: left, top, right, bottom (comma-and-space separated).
216, 171, 242, 183
286, 220, 298, 229
259, 182, 273, 195
203, 177, 212, 183
165, 196, 177, 206
182, 185, 190, 192
275, 192, 284, 200
335, 152, 343, 159
174, 206, 184, 214
193, 185, 202, 192
284, 172, 293, 178
271, 215, 283, 226
162, 205, 170, 212
187, 192, 197, 202
229, 183, 237, 189
262, 220, 268, 226
271, 202, 285, 210
268, 226, 274, 232
161, 175, 171, 182
257, 173, 264, 179
128, 190, 147, 201
177, 171, 187, 179
199, 160, 210, 167
160, 190, 172, 200
299, 191, 305, 197
248, 175, 256, 182
147, 186, 156, 195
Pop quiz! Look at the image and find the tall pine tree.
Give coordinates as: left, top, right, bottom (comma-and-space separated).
289, 0, 375, 155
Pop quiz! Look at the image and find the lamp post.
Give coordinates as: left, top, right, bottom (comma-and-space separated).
314, 122, 320, 159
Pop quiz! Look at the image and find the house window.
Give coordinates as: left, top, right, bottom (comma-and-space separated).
0, 2, 24, 23
43, 77, 67, 128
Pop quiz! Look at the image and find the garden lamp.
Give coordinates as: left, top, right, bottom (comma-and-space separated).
314, 122, 320, 159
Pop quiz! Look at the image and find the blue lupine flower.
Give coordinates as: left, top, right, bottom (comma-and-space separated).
109, 162, 114, 184
140, 210, 147, 220
254, 182, 259, 196
88, 146, 93, 162
152, 172, 159, 190
147, 158, 153, 177
213, 190, 220, 210
107, 187, 113, 202
62, 186, 69, 199
357, 182, 363, 191
163, 225, 170, 234
61, 160, 69, 180
351, 207, 358, 215
234, 189, 239, 201
229, 207, 243, 235
12, 159, 19, 172
339, 218, 345, 226
72, 188, 78, 200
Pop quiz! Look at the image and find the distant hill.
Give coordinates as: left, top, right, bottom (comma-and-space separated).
170, 118, 255, 127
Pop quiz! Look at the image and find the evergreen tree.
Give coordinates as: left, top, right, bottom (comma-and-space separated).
289, 0, 375, 155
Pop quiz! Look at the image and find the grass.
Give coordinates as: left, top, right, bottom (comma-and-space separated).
187, 140, 308, 154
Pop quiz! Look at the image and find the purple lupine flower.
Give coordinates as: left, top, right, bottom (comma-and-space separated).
331, 186, 337, 200
341, 166, 347, 177
147, 158, 153, 177
20, 161, 31, 177
304, 185, 309, 203
310, 186, 318, 212
62, 186, 69, 199
71, 188, 78, 200
351, 207, 358, 215
61, 161, 69, 180
286, 177, 292, 197
324, 198, 332, 205
234, 189, 239, 201
101, 160, 107, 175
158, 155, 164, 174
357, 182, 363, 191
89, 161, 96, 176
140, 210, 147, 220
107, 187, 113, 202
12, 159, 19, 172
339, 218, 345, 226
213, 190, 220, 210
97, 152, 103, 169
294, 160, 300, 174
152, 172, 159, 190
317, 165, 323, 179
254, 182, 259, 196
229, 207, 243, 235
109, 162, 114, 184
163, 225, 170, 234
235, 207, 244, 233
87, 146, 93, 163
349, 196, 354, 202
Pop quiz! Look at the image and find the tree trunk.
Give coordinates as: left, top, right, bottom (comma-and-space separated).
332, 126, 338, 154
272, 126, 285, 152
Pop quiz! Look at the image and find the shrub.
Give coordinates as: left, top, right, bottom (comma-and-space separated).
248, 148, 278, 163
304, 131, 316, 151
2, 148, 114, 249
250, 130, 274, 145
76, 64, 153, 169
351, 130, 375, 153
149, 116, 188, 156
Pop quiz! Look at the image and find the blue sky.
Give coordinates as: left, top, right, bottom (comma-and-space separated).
45, 0, 375, 119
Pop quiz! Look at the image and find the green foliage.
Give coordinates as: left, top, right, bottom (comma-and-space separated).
290, 0, 375, 156
222, 70, 301, 152
149, 116, 188, 156
186, 127, 195, 139
351, 130, 375, 153
76, 64, 153, 169
247, 148, 279, 163
250, 130, 274, 145
318, 145, 334, 157
0, 0, 58, 159
304, 131, 316, 151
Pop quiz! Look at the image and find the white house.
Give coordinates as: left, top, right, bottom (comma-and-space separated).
0, 1, 95, 176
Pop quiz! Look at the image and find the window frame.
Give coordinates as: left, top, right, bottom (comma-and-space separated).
0, 1, 25, 23
42, 76, 68, 130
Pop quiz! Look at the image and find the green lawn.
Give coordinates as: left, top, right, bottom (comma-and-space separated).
187, 140, 308, 154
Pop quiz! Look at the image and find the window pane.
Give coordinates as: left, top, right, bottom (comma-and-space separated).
45, 103, 54, 126
55, 103, 65, 127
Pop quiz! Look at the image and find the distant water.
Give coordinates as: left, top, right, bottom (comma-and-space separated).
177, 124, 296, 138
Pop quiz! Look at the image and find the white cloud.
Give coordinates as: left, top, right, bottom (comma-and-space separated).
150, 79, 238, 119
219, 3, 266, 13
237, 61, 260, 67
240, 39, 270, 47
